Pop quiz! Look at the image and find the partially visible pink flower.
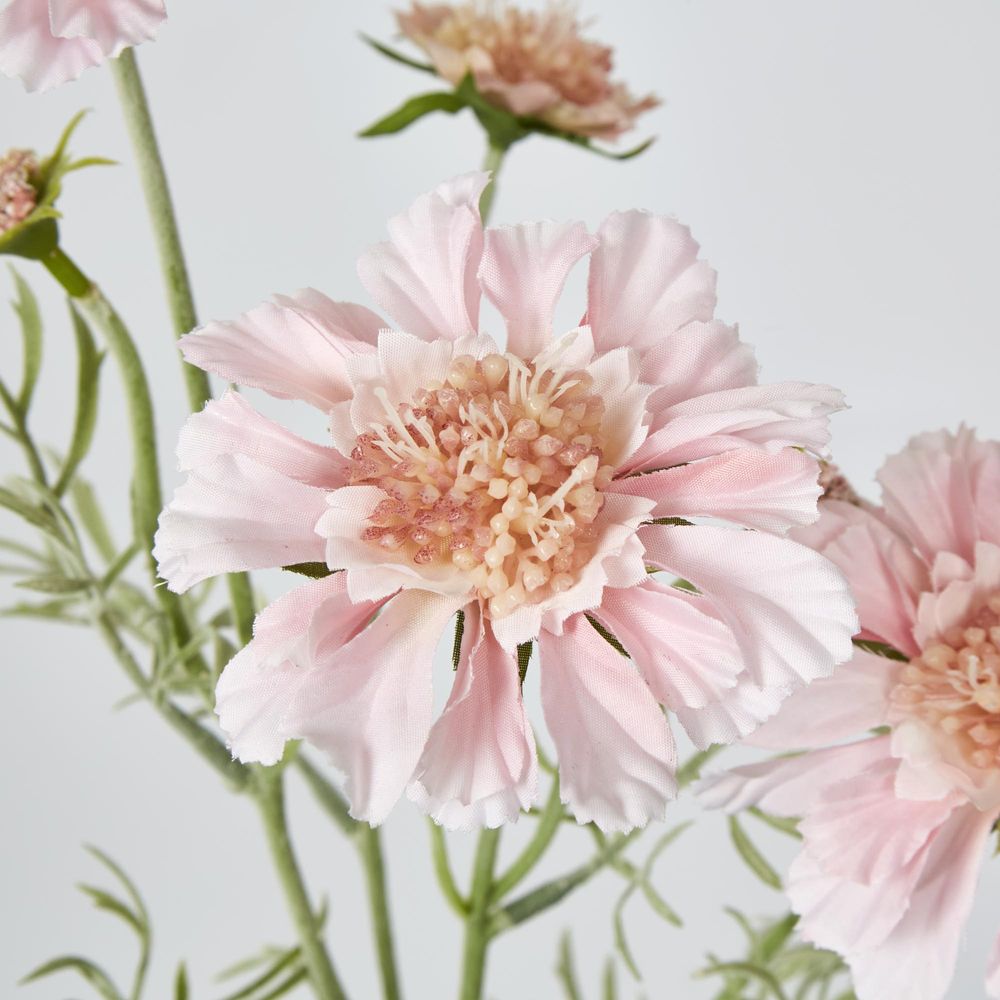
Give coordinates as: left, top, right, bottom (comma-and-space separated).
0, 0, 166, 91
700, 428, 1000, 1000
155, 174, 856, 831
0, 148, 36, 232
395, 2, 658, 140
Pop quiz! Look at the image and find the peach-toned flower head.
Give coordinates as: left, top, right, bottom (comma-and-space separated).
155, 174, 856, 832
701, 428, 1000, 1000
0, 149, 37, 233
395, 1, 658, 139
0, 0, 166, 91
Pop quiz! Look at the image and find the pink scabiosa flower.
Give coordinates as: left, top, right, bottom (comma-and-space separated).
155, 174, 856, 831
0, 0, 165, 91
395, 1, 658, 140
700, 428, 1000, 1000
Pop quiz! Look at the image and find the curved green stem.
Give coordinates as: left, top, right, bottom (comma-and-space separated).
357, 826, 403, 1000
254, 770, 349, 1000
458, 828, 501, 1000
429, 821, 468, 917
478, 141, 507, 225
492, 775, 563, 900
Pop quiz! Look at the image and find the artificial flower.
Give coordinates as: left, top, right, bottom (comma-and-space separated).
700, 428, 1000, 1000
394, 1, 658, 140
0, 0, 166, 91
155, 173, 856, 831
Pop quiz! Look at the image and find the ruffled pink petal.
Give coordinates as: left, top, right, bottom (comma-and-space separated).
215, 575, 382, 766
609, 447, 821, 534
317, 485, 473, 602
799, 757, 960, 886
357, 173, 488, 343
409, 606, 537, 829
675, 672, 792, 749
478, 221, 597, 359
987, 929, 1000, 999
639, 319, 757, 410
878, 427, 1000, 567
154, 454, 328, 593
593, 579, 742, 711
624, 383, 844, 473
0, 0, 103, 90
641, 524, 857, 688
584, 347, 654, 468
284, 590, 464, 824
538, 613, 677, 832
177, 392, 347, 489
791, 500, 927, 657
748, 649, 895, 750
48, 0, 165, 51
586, 211, 717, 354
180, 290, 382, 411
697, 735, 891, 816
842, 806, 995, 1000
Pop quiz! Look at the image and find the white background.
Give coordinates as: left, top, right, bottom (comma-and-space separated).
2, 2, 1000, 998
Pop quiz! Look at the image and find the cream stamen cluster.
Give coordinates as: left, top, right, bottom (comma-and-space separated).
348, 347, 615, 618
890, 593, 1000, 771
0, 150, 37, 235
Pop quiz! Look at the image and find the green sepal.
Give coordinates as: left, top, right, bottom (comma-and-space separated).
360, 32, 436, 74
283, 561, 335, 579
359, 90, 466, 137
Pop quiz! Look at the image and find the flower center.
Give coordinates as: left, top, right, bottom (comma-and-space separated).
890, 593, 1000, 771
0, 150, 37, 235
348, 347, 616, 618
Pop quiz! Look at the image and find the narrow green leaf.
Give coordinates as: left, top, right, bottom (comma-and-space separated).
643, 517, 694, 526
697, 960, 789, 1000
359, 90, 466, 137
755, 913, 799, 962
676, 744, 724, 788
585, 613, 630, 657
174, 962, 189, 1000
217, 946, 302, 1000
728, 815, 782, 890
452, 608, 465, 670
256, 967, 309, 1000
555, 932, 583, 1000
77, 884, 144, 937
9, 268, 42, 413
517, 640, 532, 684
282, 561, 333, 579
748, 806, 802, 840
70, 476, 116, 561
1, 597, 88, 623
84, 845, 150, 930
16, 574, 89, 594
613, 889, 643, 980
360, 33, 437, 73
852, 637, 908, 661
54, 304, 104, 496
20, 955, 122, 1000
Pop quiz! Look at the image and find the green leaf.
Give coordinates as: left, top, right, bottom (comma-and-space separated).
54, 304, 104, 496
217, 946, 302, 1000
17, 574, 89, 594
360, 32, 436, 74
452, 608, 465, 670
20, 955, 122, 999
84, 845, 150, 931
77, 884, 145, 936
755, 913, 799, 962
359, 90, 466, 137
283, 561, 334, 579
853, 637, 908, 661
455, 73, 529, 149
697, 960, 789, 1000
174, 962, 190, 1000
555, 932, 583, 1000
517, 640, 532, 685
0, 486, 61, 536
585, 613, 630, 657
1, 596, 88, 623
9, 267, 42, 414
676, 744, 724, 788
71, 476, 117, 561
643, 516, 694, 526
728, 815, 782, 890
748, 805, 802, 840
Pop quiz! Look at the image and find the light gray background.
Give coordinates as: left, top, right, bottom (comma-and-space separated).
2, 2, 1000, 998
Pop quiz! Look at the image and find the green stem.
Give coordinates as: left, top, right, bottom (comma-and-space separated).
110, 46, 256, 646
478, 140, 507, 225
458, 828, 501, 1000
492, 775, 563, 900
356, 826, 403, 1000
429, 821, 468, 917
254, 770, 349, 1000
296, 755, 357, 836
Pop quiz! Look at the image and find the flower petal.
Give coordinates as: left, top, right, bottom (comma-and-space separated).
48, 0, 165, 51
478, 220, 597, 359
0, 0, 103, 90
179, 290, 381, 411
409, 606, 537, 829
215, 575, 382, 766
748, 649, 896, 750
877, 427, 1000, 567
584, 346, 654, 468
539, 613, 677, 832
178, 392, 347, 489
640, 524, 857, 688
154, 454, 328, 592
610, 447, 822, 533
624, 383, 844, 473
285, 590, 463, 824
357, 174, 489, 342
586, 211, 717, 354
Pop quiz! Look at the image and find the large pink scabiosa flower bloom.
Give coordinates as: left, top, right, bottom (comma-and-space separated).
0, 0, 165, 91
395, 1, 658, 140
700, 428, 1000, 1000
154, 173, 856, 831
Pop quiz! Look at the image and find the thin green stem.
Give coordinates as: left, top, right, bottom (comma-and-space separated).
458, 828, 501, 1000
356, 826, 403, 1000
478, 141, 507, 225
296, 755, 357, 836
253, 770, 349, 1000
110, 46, 255, 645
492, 775, 563, 900
429, 821, 468, 917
